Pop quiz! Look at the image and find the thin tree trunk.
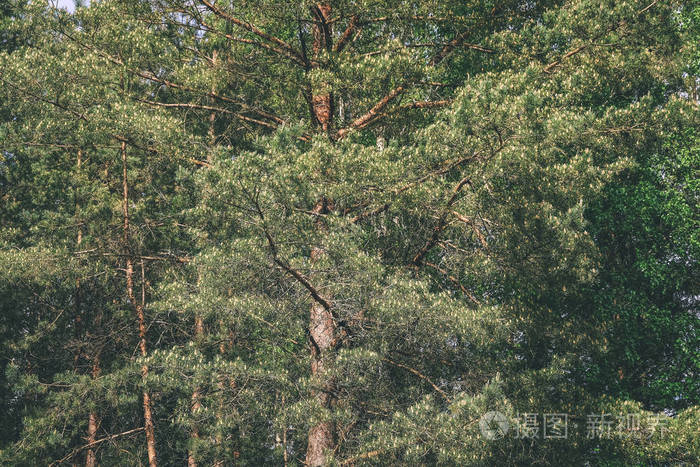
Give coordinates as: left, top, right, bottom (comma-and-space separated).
187, 314, 203, 467
73, 148, 101, 467
306, 5, 338, 466
207, 50, 218, 164
85, 358, 100, 467
74, 149, 83, 370
189, 80, 218, 464
121, 141, 158, 467
139, 260, 157, 467
282, 394, 289, 467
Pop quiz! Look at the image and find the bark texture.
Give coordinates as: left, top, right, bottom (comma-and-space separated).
311, 4, 332, 132
85, 359, 100, 467
121, 141, 158, 467
305, 197, 336, 467
305, 5, 338, 465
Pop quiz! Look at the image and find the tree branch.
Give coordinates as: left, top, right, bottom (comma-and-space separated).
58, 28, 289, 128
200, 0, 304, 65
428, 30, 478, 66
349, 99, 452, 132
250, 193, 334, 314
50, 427, 144, 466
424, 261, 480, 305
138, 98, 280, 131
351, 150, 483, 224
333, 15, 359, 53
2, 78, 212, 167
336, 86, 405, 139
199, 17, 305, 66
340, 449, 383, 465
543, 0, 659, 73
412, 175, 471, 266
382, 357, 450, 402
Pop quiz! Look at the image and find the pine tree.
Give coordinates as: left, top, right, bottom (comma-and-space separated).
1, 1, 698, 465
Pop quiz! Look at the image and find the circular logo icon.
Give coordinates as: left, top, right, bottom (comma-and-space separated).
479, 411, 509, 440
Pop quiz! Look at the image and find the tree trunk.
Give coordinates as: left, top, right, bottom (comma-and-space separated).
74, 148, 101, 467
207, 50, 218, 164
187, 389, 201, 467
305, 5, 337, 465
85, 358, 100, 467
305, 199, 337, 467
189, 84, 218, 465
311, 4, 333, 132
187, 314, 204, 467
121, 141, 158, 467
138, 260, 157, 467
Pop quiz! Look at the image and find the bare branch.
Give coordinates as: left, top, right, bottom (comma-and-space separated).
429, 29, 494, 66
50, 427, 144, 466
412, 175, 471, 266
333, 15, 359, 53
424, 261, 480, 305
250, 194, 334, 314
336, 86, 405, 139
200, 0, 304, 65
382, 357, 451, 402
349, 99, 452, 132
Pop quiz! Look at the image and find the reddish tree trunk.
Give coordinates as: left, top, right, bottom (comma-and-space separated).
187, 389, 201, 467
85, 358, 100, 467
306, 295, 336, 465
74, 149, 102, 467
305, 197, 337, 466
121, 141, 158, 467
305, 5, 338, 465
311, 4, 333, 132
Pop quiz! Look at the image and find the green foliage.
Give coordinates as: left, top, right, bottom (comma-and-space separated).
585, 125, 699, 409
1, 0, 698, 465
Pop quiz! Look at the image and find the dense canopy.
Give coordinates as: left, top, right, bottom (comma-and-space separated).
0, 0, 698, 465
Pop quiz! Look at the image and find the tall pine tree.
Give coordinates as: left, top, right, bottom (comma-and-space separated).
1, 0, 698, 465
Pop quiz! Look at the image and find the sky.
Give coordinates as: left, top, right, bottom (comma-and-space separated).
54, 0, 74, 11
53, 0, 89, 12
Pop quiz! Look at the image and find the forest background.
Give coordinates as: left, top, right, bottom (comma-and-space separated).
0, 0, 698, 465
